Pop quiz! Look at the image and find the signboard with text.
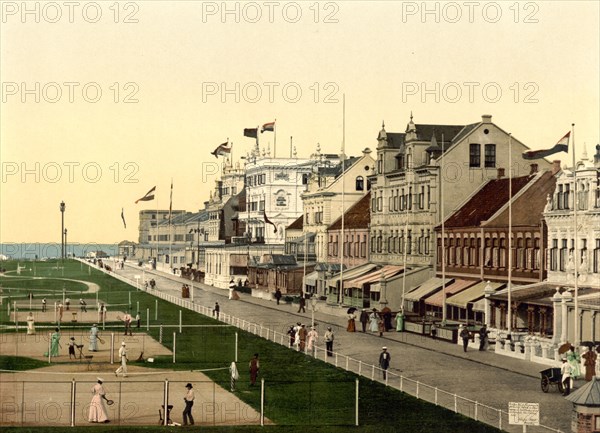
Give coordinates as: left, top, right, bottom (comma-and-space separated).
508, 402, 540, 426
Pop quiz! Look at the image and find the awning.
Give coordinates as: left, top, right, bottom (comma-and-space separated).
353, 266, 404, 292
403, 277, 451, 302
424, 279, 478, 308
327, 263, 378, 287
304, 271, 319, 286
446, 281, 505, 309
291, 232, 315, 244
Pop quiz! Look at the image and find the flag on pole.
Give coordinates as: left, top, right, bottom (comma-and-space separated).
121, 208, 126, 228
211, 141, 232, 158
261, 121, 275, 133
244, 128, 258, 138
135, 186, 156, 203
522, 131, 570, 160
263, 211, 277, 233
168, 179, 173, 225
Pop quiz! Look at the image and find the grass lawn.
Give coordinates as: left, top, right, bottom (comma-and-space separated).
0, 260, 500, 432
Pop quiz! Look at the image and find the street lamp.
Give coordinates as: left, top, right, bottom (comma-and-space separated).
64, 229, 68, 259
379, 270, 388, 308
60, 201, 66, 259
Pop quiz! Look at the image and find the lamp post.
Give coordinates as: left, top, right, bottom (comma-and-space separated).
60, 201, 66, 259
64, 229, 68, 259
379, 270, 388, 309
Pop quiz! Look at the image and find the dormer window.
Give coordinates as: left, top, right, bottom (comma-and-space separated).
356, 176, 364, 191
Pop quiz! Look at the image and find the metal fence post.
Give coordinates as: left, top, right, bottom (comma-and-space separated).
371, 365, 374, 380
435, 387, 438, 405
235, 332, 238, 362
159, 324, 163, 344
163, 379, 169, 426
454, 394, 457, 413
260, 378, 265, 427
146, 308, 149, 331
475, 401, 478, 421
416, 381, 419, 399
110, 333, 115, 364
173, 332, 176, 363
355, 378, 359, 426
358, 360, 362, 376
71, 378, 76, 427
179, 310, 182, 333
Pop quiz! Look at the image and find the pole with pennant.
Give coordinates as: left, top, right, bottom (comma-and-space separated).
572, 123, 579, 346
441, 133, 447, 325
508, 133, 513, 336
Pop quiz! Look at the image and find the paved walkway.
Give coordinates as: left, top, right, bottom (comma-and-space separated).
113, 262, 573, 432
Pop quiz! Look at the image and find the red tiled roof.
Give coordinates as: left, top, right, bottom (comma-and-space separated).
328, 192, 371, 230
287, 214, 303, 230
443, 175, 533, 228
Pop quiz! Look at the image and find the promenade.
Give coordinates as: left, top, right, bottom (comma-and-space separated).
114, 261, 573, 432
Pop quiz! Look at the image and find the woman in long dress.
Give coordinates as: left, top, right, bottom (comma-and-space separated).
307, 326, 318, 352
88, 378, 109, 423
566, 346, 581, 379
50, 328, 61, 357
346, 313, 356, 332
369, 310, 379, 333
26, 312, 35, 335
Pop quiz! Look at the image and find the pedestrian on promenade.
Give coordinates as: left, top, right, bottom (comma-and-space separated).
347, 312, 356, 332
379, 347, 391, 380
582, 346, 596, 382
49, 327, 61, 357
58, 302, 64, 322
26, 312, 35, 335
287, 325, 295, 347
368, 309, 379, 333
478, 326, 489, 351
307, 326, 318, 354
430, 322, 437, 340
359, 309, 369, 332
80, 299, 87, 312
135, 312, 141, 328
213, 302, 220, 320
249, 353, 260, 386
566, 346, 581, 379
595, 345, 600, 378
65, 298, 70, 311
299, 324, 307, 352
115, 342, 128, 377
41, 298, 47, 312
460, 326, 470, 352
383, 309, 392, 331
324, 327, 334, 356
88, 378, 109, 423
561, 357, 572, 396
298, 295, 306, 313
395, 310, 404, 332
275, 288, 282, 305
182, 383, 195, 425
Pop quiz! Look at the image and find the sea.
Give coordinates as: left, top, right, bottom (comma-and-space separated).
0, 243, 120, 260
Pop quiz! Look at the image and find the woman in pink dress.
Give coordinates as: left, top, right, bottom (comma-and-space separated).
89, 378, 109, 423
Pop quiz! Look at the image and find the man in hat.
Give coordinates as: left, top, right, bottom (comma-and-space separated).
68, 337, 76, 359
379, 347, 391, 380
561, 357, 572, 396
182, 383, 195, 425
324, 326, 334, 356
115, 342, 128, 377
359, 309, 369, 332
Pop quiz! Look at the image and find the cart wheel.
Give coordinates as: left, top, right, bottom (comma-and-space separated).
541, 377, 549, 393
558, 380, 565, 394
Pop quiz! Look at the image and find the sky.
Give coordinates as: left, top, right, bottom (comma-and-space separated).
1, 0, 598, 244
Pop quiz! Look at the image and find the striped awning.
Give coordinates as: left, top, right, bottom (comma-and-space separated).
327, 263, 377, 287
424, 279, 477, 307
345, 265, 403, 289
446, 281, 505, 309
403, 277, 451, 302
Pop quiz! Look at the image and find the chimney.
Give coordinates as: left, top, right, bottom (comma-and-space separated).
552, 160, 561, 175
529, 163, 538, 174
497, 168, 505, 179
481, 114, 492, 124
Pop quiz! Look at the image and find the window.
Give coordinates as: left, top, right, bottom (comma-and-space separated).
564, 184, 570, 209
407, 230, 412, 254
484, 144, 496, 168
560, 239, 568, 271
469, 143, 481, 167
356, 176, 364, 191
276, 196, 286, 206
302, 173, 309, 184
594, 239, 600, 274
361, 235, 367, 257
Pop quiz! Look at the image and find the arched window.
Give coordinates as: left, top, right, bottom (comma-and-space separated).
355, 176, 364, 191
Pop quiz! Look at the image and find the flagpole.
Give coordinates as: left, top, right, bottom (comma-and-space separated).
169, 178, 173, 274
508, 133, 513, 336
274, 119, 277, 158
340, 93, 345, 306
441, 134, 446, 324
572, 123, 579, 346
155, 192, 159, 269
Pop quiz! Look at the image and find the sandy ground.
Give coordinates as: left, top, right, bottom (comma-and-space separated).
0, 333, 266, 427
